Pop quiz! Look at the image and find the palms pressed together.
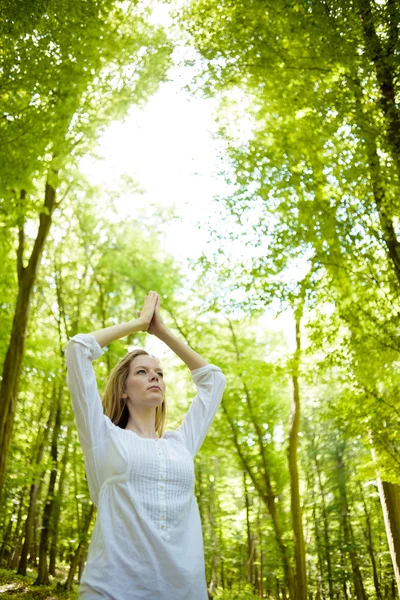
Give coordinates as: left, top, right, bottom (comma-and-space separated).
137, 291, 165, 336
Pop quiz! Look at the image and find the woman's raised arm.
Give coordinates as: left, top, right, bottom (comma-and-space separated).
140, 294, 208, 371
89, 291, 159, 348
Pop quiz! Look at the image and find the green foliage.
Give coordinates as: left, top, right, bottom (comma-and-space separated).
2, 0, 400, 596
0, 567, 77, 598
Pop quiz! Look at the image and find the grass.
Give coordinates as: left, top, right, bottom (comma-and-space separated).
0, 568, 77, 599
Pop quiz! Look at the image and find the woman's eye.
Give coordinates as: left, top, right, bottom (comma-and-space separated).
138, 369, 146, 374
158, 373, 164, 377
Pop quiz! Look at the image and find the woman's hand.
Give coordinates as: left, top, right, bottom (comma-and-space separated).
137, 292, 167, 336
136, 291, 158, 332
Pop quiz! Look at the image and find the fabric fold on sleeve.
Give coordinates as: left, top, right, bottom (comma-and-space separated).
175, 363, 226, 458
64, 333, 114, 452
64, 334, 115, 506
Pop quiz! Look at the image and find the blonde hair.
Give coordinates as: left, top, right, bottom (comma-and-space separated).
102, 349, 167, 437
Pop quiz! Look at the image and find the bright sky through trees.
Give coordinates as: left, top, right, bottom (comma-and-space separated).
80, 2, 232, 262
78, 0, 299, 355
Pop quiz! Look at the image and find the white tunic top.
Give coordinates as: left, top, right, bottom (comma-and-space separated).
65, 333, 226, 600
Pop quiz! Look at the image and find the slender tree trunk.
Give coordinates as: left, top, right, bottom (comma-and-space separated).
306, 464, 325, 600
62, 503, 95, 591
254, 544, 259, 595
339, 525, 350, 600
0, 499, 18, 565
370, 439, 400, 594
257, 500, 264, 599
311, 440, 334, 600
17, 408, 53, 576
0, 181, 58, 499
288, 314, 307, 600
244, 471, 254, 585
336, 447, 367, 600
377, 479, 400, 596
49, 420, 71, 575
358, 481, 382, 600
218, 511, 225, 590
8, 488, 27, 569
34, 381, 62, 585
207, 457, 219, 596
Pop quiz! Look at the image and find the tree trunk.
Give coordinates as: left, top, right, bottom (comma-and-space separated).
18, 407, 53, 576
207, 457, 219, 595
288, 314, 307, 600
222, 400, 295, 598
244, 470, 254, 585
62, 503, 95, 591
306, 464, 325, 600
376, 479, 400, 596
347, 72, 400, 285
218, 508, 225, 590
34, 381, 62, 585
8, 488, 27, 569
257, 500, 264, 599
336, 447, 367, 600
0, 498, 18, 565
0, 181, 58, 499
358, 481, 382, 600
225, 320, 295, 599
357, 0, 400, 180
311, 437, 334, 600
49, 419, 71, 576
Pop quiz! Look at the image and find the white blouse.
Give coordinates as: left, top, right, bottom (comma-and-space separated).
65, 333, 226, 600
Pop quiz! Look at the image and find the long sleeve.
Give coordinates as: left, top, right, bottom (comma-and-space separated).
64, 333, 114, 452
175, 364, 226, 458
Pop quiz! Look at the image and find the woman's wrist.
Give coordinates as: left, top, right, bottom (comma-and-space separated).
153, 325, 171, 340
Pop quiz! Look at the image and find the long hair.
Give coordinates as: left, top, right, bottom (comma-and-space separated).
101, 349, 167, 438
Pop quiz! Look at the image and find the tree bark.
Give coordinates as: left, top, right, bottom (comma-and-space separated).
336, 446, 367, 600
34, 381, 62, 585
225, 320, 296, 599
311, 439, 334, 600
288, 314, 307, 600
18, 407, 53, 576
0, 181, 58, 499
49, 421, 71, 576
62, 503, 95, 591
347, 72, 400, 285
244, 470, 254, 585
357, 0, 400, 180
207, 457, 219, 595
358, 481, 382, 600
376, 479, 400, 596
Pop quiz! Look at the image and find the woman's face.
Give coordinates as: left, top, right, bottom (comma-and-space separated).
122, 354, 166, 406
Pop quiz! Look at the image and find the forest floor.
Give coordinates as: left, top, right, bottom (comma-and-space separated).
0, 568, 77, 599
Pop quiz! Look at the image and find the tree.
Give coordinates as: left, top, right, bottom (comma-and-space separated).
0, 0, 173, 498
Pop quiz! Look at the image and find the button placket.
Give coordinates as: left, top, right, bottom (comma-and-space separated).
157, 443, 167, 530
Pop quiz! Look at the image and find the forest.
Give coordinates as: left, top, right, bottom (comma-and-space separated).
1, 0, 400, 598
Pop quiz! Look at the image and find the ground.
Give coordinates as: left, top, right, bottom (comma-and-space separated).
0, 568, 77, 599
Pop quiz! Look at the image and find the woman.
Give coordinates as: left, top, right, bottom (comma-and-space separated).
65, 290, 226, 600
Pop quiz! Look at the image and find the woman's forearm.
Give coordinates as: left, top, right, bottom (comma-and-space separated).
156, 327, 208, 371
88, 318, 147, 349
